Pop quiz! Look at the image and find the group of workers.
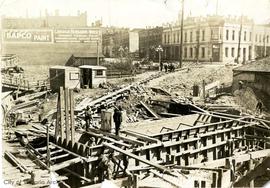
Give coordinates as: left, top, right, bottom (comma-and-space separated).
84, 105, 123, 136
160, 62, 175, 72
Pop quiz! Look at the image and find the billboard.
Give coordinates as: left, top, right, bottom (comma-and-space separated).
54, 28, 101, 43
3, 29, 53, 43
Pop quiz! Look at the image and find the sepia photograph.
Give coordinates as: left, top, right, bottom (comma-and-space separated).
1, 0, 270, 187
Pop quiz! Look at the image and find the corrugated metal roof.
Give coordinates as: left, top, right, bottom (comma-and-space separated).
233, 57, 270, 73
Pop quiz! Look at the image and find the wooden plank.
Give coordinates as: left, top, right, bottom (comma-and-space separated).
4, 152, 28, 173
50, 153, 70, 161
88, 127, 145, 146
150, 169, 183, 187
60, 87, 65, 142
49, 142, 88, 161
65, 88, 70, 143
121, 130, 160, 143
103, 143, 175, 176
69, 89, 75, 147
80, 130, 132, 148
140, 101, 160, 119
50, 157, 82, 171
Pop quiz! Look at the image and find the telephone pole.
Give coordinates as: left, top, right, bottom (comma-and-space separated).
236, 15, 243, 64
179, 0, 184, 68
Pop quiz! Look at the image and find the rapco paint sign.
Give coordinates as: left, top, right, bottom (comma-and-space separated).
3, 30, 53, 42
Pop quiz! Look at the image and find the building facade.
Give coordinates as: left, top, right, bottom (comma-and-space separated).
162, 16, 270, 63
139, 27, 163, 61
2, 10, 87, 29
102, 27, 130, 58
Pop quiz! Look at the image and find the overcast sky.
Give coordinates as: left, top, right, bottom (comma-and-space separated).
1, 0, 270, 28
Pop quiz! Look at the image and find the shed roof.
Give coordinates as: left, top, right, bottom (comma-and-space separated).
233, 57, 270, 73
79, 65, 107, 70
72, 53, 105, 58
50, 65, 79, 70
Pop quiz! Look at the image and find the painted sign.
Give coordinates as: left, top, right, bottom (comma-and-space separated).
54, 28, 101, 43
3, 29, 52, 43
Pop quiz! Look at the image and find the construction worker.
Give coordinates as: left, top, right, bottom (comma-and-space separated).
164, 63, 168, 72
98, 153, 116, 181
113, 106, 123, 136
84, 106, 92, 131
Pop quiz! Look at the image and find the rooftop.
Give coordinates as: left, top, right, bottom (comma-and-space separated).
50, 65, 79, 70
233, 57, 270, 73
79, 65, 107, 70
71, 53, 105, 58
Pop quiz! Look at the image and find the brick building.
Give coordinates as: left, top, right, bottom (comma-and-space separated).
2, 10, 87, 29
102, 27, 130, 58
138, 27, 163, 61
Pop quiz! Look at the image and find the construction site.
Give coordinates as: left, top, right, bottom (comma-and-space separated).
1, 51, 270, 188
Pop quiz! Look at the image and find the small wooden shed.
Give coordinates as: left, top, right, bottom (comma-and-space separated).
79, 65, 107, 88
49, 66, 80, 92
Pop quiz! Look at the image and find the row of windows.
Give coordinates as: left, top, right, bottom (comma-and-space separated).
182, 47, 206, 58
163, 29, 206, 44
224, 47, 250, 58
225, 29, 270, 43
255, 34, 270, 43
225, 30, 251, 41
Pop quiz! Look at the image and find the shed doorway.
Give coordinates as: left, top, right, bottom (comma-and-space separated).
81, 68, 92, 88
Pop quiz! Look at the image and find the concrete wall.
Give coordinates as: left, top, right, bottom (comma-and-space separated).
232, 72, 255, 91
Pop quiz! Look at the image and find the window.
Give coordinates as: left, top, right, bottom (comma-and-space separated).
173, 33, 176, 43
244, 31, 247, 41
168, 34, 170, 43
184, 32, 187, 42
202, 30, 205, 41
232, 30, 235, 40
190, 47, 193, 57
70, 72, 79, 80
225, 47, 228, 57
201, 47, 205, 58
267, 35, 269, 43
259, 35, 261, 42
249, 32, 252, 41
96, 70, 103, 76
177, 32, 180, 43
226, 30, 229, 40
164, 34, 166, 43
196, 30, 200, 42
184, 47, 187, 58
231, 47, 235, 57
190, 31, 193, 42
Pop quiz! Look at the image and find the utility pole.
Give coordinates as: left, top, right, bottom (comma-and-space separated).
236, 15, 243, 64
97, 39, 100, 66
179, 0, 184, 68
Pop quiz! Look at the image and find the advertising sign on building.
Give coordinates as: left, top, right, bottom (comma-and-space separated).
3, 29, 53, 43
54, 28, 101, 43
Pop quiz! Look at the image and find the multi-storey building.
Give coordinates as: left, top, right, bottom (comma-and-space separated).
138, 27, 163, 61
2, 10, 87, 29
102, 27, 130, 57
162, 16, 270, 63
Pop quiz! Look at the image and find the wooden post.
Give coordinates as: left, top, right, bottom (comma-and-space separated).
47, 124, 51, 168
249, 159, 254, 188
65, 88, 70, 144
60, 87, 65, 143
202, 80, 206, 101
69, 89, 75, 147
55, 93, 61, 138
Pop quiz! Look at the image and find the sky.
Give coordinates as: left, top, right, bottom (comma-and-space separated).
1, 0, 270, 28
